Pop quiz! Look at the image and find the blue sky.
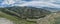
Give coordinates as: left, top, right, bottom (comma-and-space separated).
0, 0, 3, 2
0, 0, 60, 8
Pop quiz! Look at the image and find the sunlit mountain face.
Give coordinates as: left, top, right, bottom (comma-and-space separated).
0, 0, 60, 8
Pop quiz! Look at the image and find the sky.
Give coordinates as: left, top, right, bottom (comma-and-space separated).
0, 0, 60, 8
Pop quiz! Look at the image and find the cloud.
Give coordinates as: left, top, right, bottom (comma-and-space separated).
2, 0, 15, 5
0, 0, 27, 6
18, 1, 60, 8
0, 0, 60, 8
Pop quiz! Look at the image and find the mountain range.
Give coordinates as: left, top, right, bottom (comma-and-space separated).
0, 6, 51, 19
0, 6, 60, 24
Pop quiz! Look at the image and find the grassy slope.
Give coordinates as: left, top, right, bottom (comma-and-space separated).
0, 11, 36, 24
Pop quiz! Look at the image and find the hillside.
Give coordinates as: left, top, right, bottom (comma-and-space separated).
0, 6, 51, 19
0, 6, 60, 24
0, 6, 51, 24
0, 11, 37, 24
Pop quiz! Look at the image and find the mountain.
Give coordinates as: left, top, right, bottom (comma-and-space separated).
41, 7, 60, 12
0, 9, 36, 24
0, 6, 51, 19
1, 6, 60, 24
0, 6, 51, 24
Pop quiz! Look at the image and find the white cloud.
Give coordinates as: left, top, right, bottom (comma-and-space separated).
1, 0, 27, 6
0, 0, 60, 8
1, 0, 15, 5
18, 1, 60, 8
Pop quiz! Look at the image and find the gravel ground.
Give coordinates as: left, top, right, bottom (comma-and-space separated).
0, 18, 14, 24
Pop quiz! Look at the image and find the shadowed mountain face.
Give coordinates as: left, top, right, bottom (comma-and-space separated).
0, 6, 51, 19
